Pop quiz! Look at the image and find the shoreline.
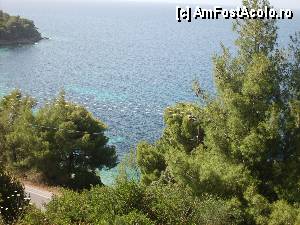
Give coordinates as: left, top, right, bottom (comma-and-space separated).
0, 37, 48, 47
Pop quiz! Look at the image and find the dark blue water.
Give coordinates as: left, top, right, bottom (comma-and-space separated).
0, 1, 299, 160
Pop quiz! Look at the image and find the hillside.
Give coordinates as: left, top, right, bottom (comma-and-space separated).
0, 10, 42, 46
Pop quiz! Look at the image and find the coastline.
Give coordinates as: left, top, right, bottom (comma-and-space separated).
0, 37, 47, 46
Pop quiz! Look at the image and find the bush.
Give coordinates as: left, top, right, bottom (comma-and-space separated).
44, 182, 145, 225
85, 181, 145, 224
114, 211, 154, 225
143, 183, 244, 225
42, 180, 248, 225
16, 206, 49, 225
268, 200, 298, 225
0, 216, 4, 225
0, 171, 29, 224
45, 189, 89, 225
244, 185, 271, 225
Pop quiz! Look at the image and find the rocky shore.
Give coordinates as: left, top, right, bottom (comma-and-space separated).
0, 10, 44, 47
0, 37, 46, 46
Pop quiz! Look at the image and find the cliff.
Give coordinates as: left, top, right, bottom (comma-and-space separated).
0, 10, 42, 46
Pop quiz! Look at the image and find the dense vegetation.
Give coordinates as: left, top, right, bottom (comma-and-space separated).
0, 10, 42, 45
135, 0, 300, 223
1, 0, 300, 224
0, 166, 29, 224
17, 180, 247, 225
0, 91, 117, 190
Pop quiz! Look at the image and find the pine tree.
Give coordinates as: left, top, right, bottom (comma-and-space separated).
138, 0, 300, 223
35, 91, 117, 189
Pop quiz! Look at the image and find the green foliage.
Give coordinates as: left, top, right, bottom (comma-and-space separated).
137, 141, 166, 185
0, 90, 117, 190
0, 10, 41, 44
2, 0, 300, 224
243, 185, 271, 225
44, 181, 146, 225
16, 206, 49, 225
268, 200, 298, 225
162, 103, 204, 153
35, 91, 117, 189
116, 149, 140, 184
45, 190, 88, 225
143, 183, 244, 225
234, 0, 277, 59
86, 181, 145, 224
42, 179, 245, 225
0, 90, 38, 168
137, 103, 202, 185
114, 211, 154, 225
137, 0, 300, 224
166, 145, 256, 198
0, 169, 29, 224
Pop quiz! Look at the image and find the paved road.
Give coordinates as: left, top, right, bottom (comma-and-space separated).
25, 185, 53, 210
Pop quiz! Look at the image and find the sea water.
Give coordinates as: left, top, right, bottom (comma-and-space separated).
0, 0, 299, 184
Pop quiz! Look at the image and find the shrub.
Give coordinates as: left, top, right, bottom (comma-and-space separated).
16, 206, 49, 225
0, 171, 29, 224
114, 211, 154, 225
45, 190, 89, 225
143, 183, 244, 225
268, 200, 298, 225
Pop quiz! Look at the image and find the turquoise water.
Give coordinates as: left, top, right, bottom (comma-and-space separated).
0, 1, 299, 184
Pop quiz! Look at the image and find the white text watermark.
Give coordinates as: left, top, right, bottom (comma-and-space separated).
176, 6, 294, 22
